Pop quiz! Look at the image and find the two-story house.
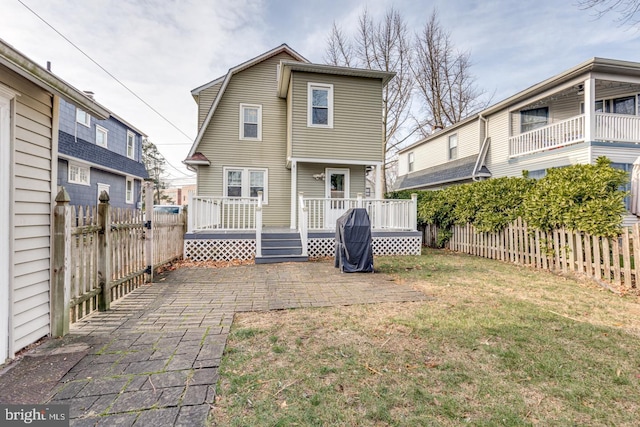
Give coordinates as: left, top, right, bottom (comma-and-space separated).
57, 96, 148, 209
395, 58, 640, 224
183, 44, 421, 263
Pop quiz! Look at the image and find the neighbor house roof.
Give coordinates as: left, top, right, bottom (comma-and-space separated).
399, 57, 640, 154
0, 38, 110, 119
58, 132, 149, 179
185, 44, 308, 163
395, 154, 491, 190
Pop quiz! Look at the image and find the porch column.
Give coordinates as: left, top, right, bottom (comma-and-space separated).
584, 77, 595, 142
375, 162, 383, 199
290, 160, 297, 229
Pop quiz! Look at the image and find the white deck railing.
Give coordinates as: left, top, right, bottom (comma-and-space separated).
299, 194, 418, 231
187, 195, 259, 232
510, 113, 640, 158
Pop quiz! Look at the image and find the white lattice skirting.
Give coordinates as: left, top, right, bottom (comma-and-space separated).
184, 239, 256, 261
184, 235, 421, 261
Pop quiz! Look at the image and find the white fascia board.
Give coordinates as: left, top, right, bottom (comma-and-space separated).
289, 157, 383, 166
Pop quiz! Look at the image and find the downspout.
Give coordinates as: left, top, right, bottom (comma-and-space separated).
473, 114, 489, 181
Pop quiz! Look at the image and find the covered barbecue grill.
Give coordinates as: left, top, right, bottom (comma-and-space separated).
334, 208, 374, 273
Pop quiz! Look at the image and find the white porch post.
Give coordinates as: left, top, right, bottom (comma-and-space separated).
290, 160, 297, 229
584, 77, 595, 143
375, 162, 383, 199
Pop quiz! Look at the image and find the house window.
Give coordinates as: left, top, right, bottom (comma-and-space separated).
96, 125, 108, 148
611, 163, 632, 210
612, 96, 636, 115
127, 131, 135, 159
448, 134, 458, 160
308, 83, 333, 127
521, 107, 549, 133
408, 152, 415, 172
239, 104, 262, 140
69, 163, 90, 185
126, 178, 134, 204
224, 167, 268, 202
76, 108, 90, 127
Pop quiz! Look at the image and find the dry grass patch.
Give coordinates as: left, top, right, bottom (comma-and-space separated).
212, 249, 640, 426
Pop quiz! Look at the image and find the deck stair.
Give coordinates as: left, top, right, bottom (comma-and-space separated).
255, 231, 309, 264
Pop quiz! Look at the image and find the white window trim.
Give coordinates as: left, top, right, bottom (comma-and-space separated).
125, 177, 134, 204
97, 183, 110, 204
307, 82, 334, 128
448, 134, 458, 160
96, 125, 108, 148
126, 131, 135, 159
408, 152, 415, 173
76, 108, 90, 127
239, 103, 262, 141
223, 166, 268, 204
69, 162, 90, 186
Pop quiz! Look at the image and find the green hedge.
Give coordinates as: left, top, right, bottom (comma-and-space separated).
387, 157, 628, 244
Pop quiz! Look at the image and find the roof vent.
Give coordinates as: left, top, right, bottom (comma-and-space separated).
83, 91, 95, 100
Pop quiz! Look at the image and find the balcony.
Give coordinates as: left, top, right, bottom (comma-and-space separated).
509, 113, 640, 158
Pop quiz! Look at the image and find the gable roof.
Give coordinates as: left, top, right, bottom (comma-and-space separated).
399, 57, 640, 154
185, 44, 308, 162
0, 38, 109, 119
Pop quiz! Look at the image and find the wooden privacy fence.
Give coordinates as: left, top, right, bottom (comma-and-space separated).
51, 185, 186, 336
423, 218, 638, 294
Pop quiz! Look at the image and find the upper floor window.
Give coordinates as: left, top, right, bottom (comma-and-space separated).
127, 131, 135, 159
408, 152, 415, 172
521, 107, 549, 133
224, 167, 267, 203
69, 162, 90, 185
239, 104, 262, 140
582, 95, 638, 116
448, 134, 458, 160
96, 125, 108, 148
125, 177, 134, 204
308, 83, 333, 128
76, 108, 90, 127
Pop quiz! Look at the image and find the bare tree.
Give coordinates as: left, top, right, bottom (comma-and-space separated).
325, 7, 414, 194
577, 0, 640, 26
412, 10, 486, 137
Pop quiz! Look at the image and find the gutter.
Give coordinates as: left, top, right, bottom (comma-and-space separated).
472, 114, 490, 181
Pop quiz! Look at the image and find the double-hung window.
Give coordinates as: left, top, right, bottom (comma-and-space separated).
69, 162, 90, 185
125, 178, 134, 204
448, 134, 458, 160
224, 167, 267, 202
239, 104, 262, 140
127, 131, 135, 159
408, 152, 415, 172
308, 83, 333, 127
76, 108, 90, 127
521, 107, 549, 133
96, 125, 108, 148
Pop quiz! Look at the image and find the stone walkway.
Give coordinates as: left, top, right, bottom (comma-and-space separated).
18, 261, 427, 426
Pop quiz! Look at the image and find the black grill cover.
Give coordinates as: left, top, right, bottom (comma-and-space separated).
334, 208, 374, 273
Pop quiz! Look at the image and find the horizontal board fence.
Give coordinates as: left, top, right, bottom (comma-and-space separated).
423, 218, 638, 295
51, 186, 186, 336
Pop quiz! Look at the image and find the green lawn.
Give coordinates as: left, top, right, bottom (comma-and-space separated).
211, 249, 640, 426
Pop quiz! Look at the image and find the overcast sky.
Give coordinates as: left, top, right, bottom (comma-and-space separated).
1, 0, 639, 183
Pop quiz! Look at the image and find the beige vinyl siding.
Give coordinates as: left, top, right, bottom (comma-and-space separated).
290, 72, 383, 162
196, 52, 297, 226
484, 109, 509, 175
591, 144, 640, 164
1, 64, 54, 354
197, 81, 223, 130
297, 163, 365, 198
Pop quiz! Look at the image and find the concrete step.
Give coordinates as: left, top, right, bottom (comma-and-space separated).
255, 255, 309, 264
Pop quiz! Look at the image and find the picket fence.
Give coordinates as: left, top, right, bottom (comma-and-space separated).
423, 218, 639, 294
51, 187, 186, 336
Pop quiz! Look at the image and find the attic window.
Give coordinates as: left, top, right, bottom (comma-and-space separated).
127, 131, 135, 159
239, 104, 262, 140
76, 108, 90, 127
308, 83, 333, 128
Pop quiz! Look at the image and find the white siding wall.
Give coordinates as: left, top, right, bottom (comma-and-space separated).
1, 65, 54, 356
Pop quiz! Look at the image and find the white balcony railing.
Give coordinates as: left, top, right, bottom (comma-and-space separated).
188, 195, 259, 232
510, 113, 640, 158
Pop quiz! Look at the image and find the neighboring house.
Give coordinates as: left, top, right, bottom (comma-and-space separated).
396, 57, 640, 223
0, 38, 109, 361
57, 96, 148, 209
183, 44, 421, 263
163, 184, 196, 206
185, 44, 393, 228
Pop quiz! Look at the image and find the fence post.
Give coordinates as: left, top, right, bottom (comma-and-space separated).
51, 188, 71, 337
144, 181, 154, 282
410, 193, 418, 231
256, 191, 263, 258
97, 191, 112, 311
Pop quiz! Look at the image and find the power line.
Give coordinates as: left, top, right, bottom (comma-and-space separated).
17, 0, 195, 144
